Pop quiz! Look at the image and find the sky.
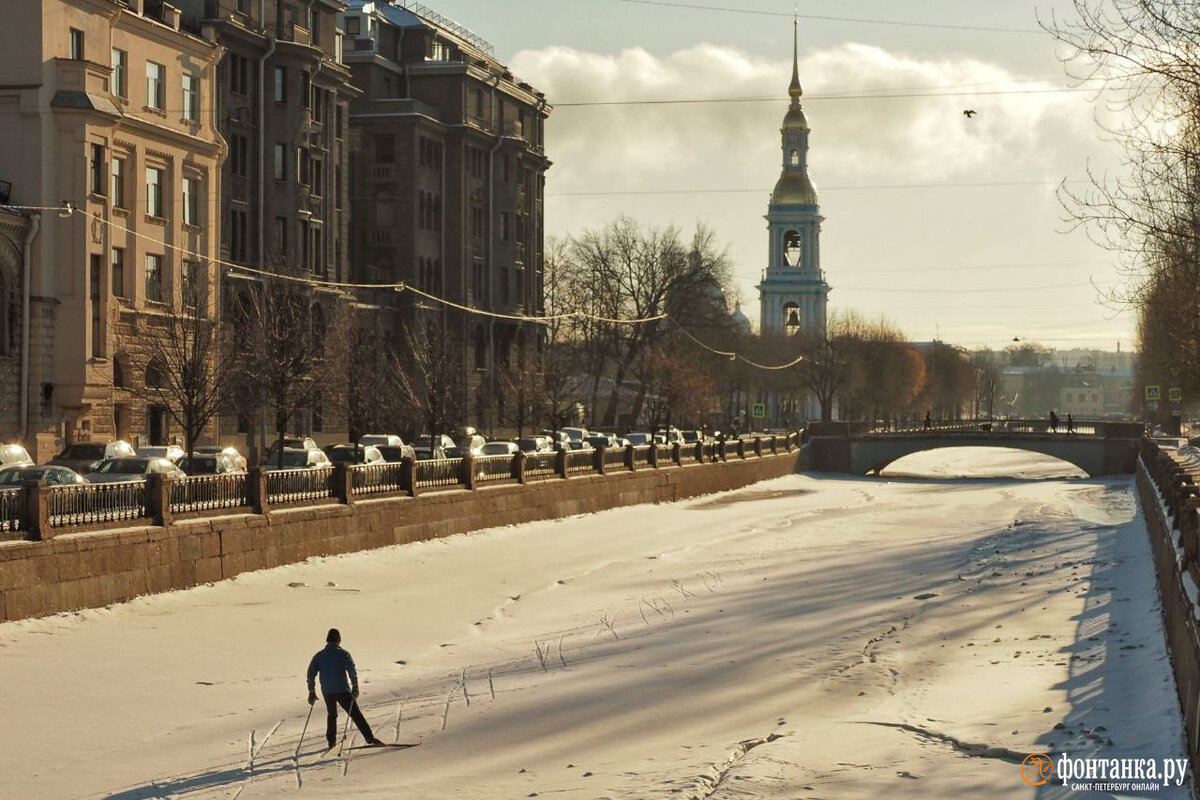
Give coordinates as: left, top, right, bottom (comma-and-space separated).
406, 0, 1139, 353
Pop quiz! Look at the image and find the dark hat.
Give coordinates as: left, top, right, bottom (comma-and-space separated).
326, 628, 341, 643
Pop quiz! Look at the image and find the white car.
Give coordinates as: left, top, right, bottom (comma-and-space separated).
480, 441, 520, 456
84, 457, 186, 483
0, 443, 34, 469
138, 445, 185, 463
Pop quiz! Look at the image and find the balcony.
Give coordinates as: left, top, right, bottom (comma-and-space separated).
280, 22, 311, 45
368, 164, 394, 181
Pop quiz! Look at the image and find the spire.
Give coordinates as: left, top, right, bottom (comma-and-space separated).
789, 17, 803, 101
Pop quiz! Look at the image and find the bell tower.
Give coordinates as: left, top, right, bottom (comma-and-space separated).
757, 20, 830, 338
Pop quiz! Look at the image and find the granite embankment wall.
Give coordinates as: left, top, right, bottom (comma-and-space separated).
0, 452, 800, 623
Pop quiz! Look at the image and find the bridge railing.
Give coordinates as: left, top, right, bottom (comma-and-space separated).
868, 418, 1100, 437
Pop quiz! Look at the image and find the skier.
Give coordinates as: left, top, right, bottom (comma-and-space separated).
307, 628, 383, 748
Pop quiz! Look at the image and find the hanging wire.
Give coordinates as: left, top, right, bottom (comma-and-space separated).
3, 201, 807, 370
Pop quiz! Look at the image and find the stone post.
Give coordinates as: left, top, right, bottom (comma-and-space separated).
753, 437, 763, 458
595, 446, 606, 476
332, 463, 353, 504
694, 441, 704, 464
21, 479, 50, 541
718, 440, 728, 461
737, 439, 747, 459
672, 442, 683, 466
625, 444, 636, 472
461, 453, 477, 490
770, 435, 778, 454
146, 473, 172, 527
515, 451, 528, 484
401, 457, 418, 497
247, 467, 269, 514
648, 444, 659, 469
556, 447, 569, 479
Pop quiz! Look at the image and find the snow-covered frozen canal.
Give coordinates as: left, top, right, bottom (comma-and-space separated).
0, 448, 1187, 799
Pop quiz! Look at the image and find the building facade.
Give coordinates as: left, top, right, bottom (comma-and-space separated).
757, 23, 830, 339
342, 0, 551, 434
0, 0, 223, 459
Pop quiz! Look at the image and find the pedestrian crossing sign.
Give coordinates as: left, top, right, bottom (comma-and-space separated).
1169, 387, 1183, 402
1145, 385, 1161, 401
751, 403, 766, 419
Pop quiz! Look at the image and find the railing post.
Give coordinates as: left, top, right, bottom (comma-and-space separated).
147, 474, 172, 527
737, 439, 747, 459
625, 444, 636, 472
594, 446, 606, 476
333, 463, 352, 504
694, 441, 704, 463
402, 457, 419, 497
753, 437, 762, 457
770, 435, 778, 454
22, 479, 50, 541
648, 444, 659, 469
247, 467, 269, 514
461, 453, 477, 490
515, 451, 528, 484
556, 447, 568, 479
672, 442, 682, 466
718, 440, 728, 461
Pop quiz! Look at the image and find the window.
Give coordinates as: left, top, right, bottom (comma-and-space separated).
111, 156, 126, 208
70, 29, 84, 60
111, 248, 125, 297
335, 105, 343, 139
300, 70, 311, 108
89, 144, 106, 196
500, 211, 510, 242
312, 87, 324, 123
145, 167, 164, 217
231, 134, 248, 177
273, 143, 286, 181
111, 49, 127, 97
375, 134, 394, 164
182, 177, 199, 226
273, 66, 286, 103
146, 62, 165, 110
229, 53, 249, 96
182, 74, 199, 121
334, 165, 342, 208
500, 267, 510, 305
310, 158, 323, 196
299, 219, 310, 269
311, 10, 321, 45
90, 255, 102, 357
274, 217, 287, 258
181, 261, 198, 307
296, 146, 310, 185
236, 0, 250, 12
346, 16, 360, 35
145, 254, 163, 303
229, 207, 248, 262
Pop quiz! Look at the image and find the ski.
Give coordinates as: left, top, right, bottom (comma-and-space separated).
348, 742, 421, 750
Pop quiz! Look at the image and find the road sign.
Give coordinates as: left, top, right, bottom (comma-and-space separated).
1145, 385, 1161, 401
1169, 387, 1183, 402
751, 403, 766, 419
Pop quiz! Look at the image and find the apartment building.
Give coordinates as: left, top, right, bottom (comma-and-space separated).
0, 0, 223, 458
342, 0, 551, 431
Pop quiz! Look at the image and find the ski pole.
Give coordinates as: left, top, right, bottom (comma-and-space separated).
338, 694, 355, 752
295, 700, 315, 759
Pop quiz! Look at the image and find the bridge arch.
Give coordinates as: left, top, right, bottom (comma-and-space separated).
866, 442, 1092, 478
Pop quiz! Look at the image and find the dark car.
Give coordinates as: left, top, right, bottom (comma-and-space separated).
178, 451, 247, 476
376, 444, 417, 463
48, 440, 137, 474
0, 465, 86, 486
323, 444, 385, 466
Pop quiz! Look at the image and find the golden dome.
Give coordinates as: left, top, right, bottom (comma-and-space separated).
772, 171, 819, 205
782, 104, 809, 131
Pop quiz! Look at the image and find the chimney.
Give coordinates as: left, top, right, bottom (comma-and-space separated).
163, 3, 181, 30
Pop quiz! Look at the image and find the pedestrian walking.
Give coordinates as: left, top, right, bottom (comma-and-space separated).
1049, 410, 1059, 434
1067, 413, 1075, 434
923, 411, 932, 431
307, 628, 383, 749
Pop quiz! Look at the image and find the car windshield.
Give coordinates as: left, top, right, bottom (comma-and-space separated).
326, 447, 356, 461
481, 443, 512, 455
181, 456, 216, 474
412, 437, 433, 448
95, 458, 148, 475
278, 451, 311, 468
62, 444, 105, 460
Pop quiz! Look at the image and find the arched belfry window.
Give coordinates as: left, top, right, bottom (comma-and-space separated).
789, 149, 800, 166
783, 302, 801, 336
783, 230, 802, 267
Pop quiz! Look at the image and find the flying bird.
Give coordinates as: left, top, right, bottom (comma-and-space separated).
962, 109, 977, 118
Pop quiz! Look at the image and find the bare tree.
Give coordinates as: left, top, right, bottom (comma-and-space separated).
395, 317, 465, 448
127, 299, 239, 464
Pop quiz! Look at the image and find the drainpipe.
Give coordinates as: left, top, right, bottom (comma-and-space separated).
258, 0, 277, 265
486, 73, 501, 431
20, 213, 40, 444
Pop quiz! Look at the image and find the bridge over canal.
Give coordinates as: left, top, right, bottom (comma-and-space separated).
801, 419, 1144, 477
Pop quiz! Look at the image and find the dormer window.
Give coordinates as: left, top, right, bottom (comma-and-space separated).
783, 230, 802, 267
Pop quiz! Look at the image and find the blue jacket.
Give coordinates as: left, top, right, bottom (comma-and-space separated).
307, 643, 358, 695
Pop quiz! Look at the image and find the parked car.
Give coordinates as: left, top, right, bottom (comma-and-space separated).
454, 431, 486, 456
84, 457, 186, 483
680, 430, 703, 445
625, 432, 654, 447
323, 444, 385, 466
541, 430, 571, 450
0, 443, 34, 470
412, 434, 455, 460
138, 445, 185, 463
358, 434, 407, 448
264, 437, 319, 463
376, 443, 417, 463
48, 440, 136, 474
0, 465, 85, 486
518, 436, 554, 453
178, 450, 246, 476
264, 447, 332, 471
585, 433, 617, 450
566, 439, 594, 452
561, 427, 589, 443
480, 441, 520, 457
193, 446, 248, 472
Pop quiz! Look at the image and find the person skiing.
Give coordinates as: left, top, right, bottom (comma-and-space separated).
307, 628, 383, 748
